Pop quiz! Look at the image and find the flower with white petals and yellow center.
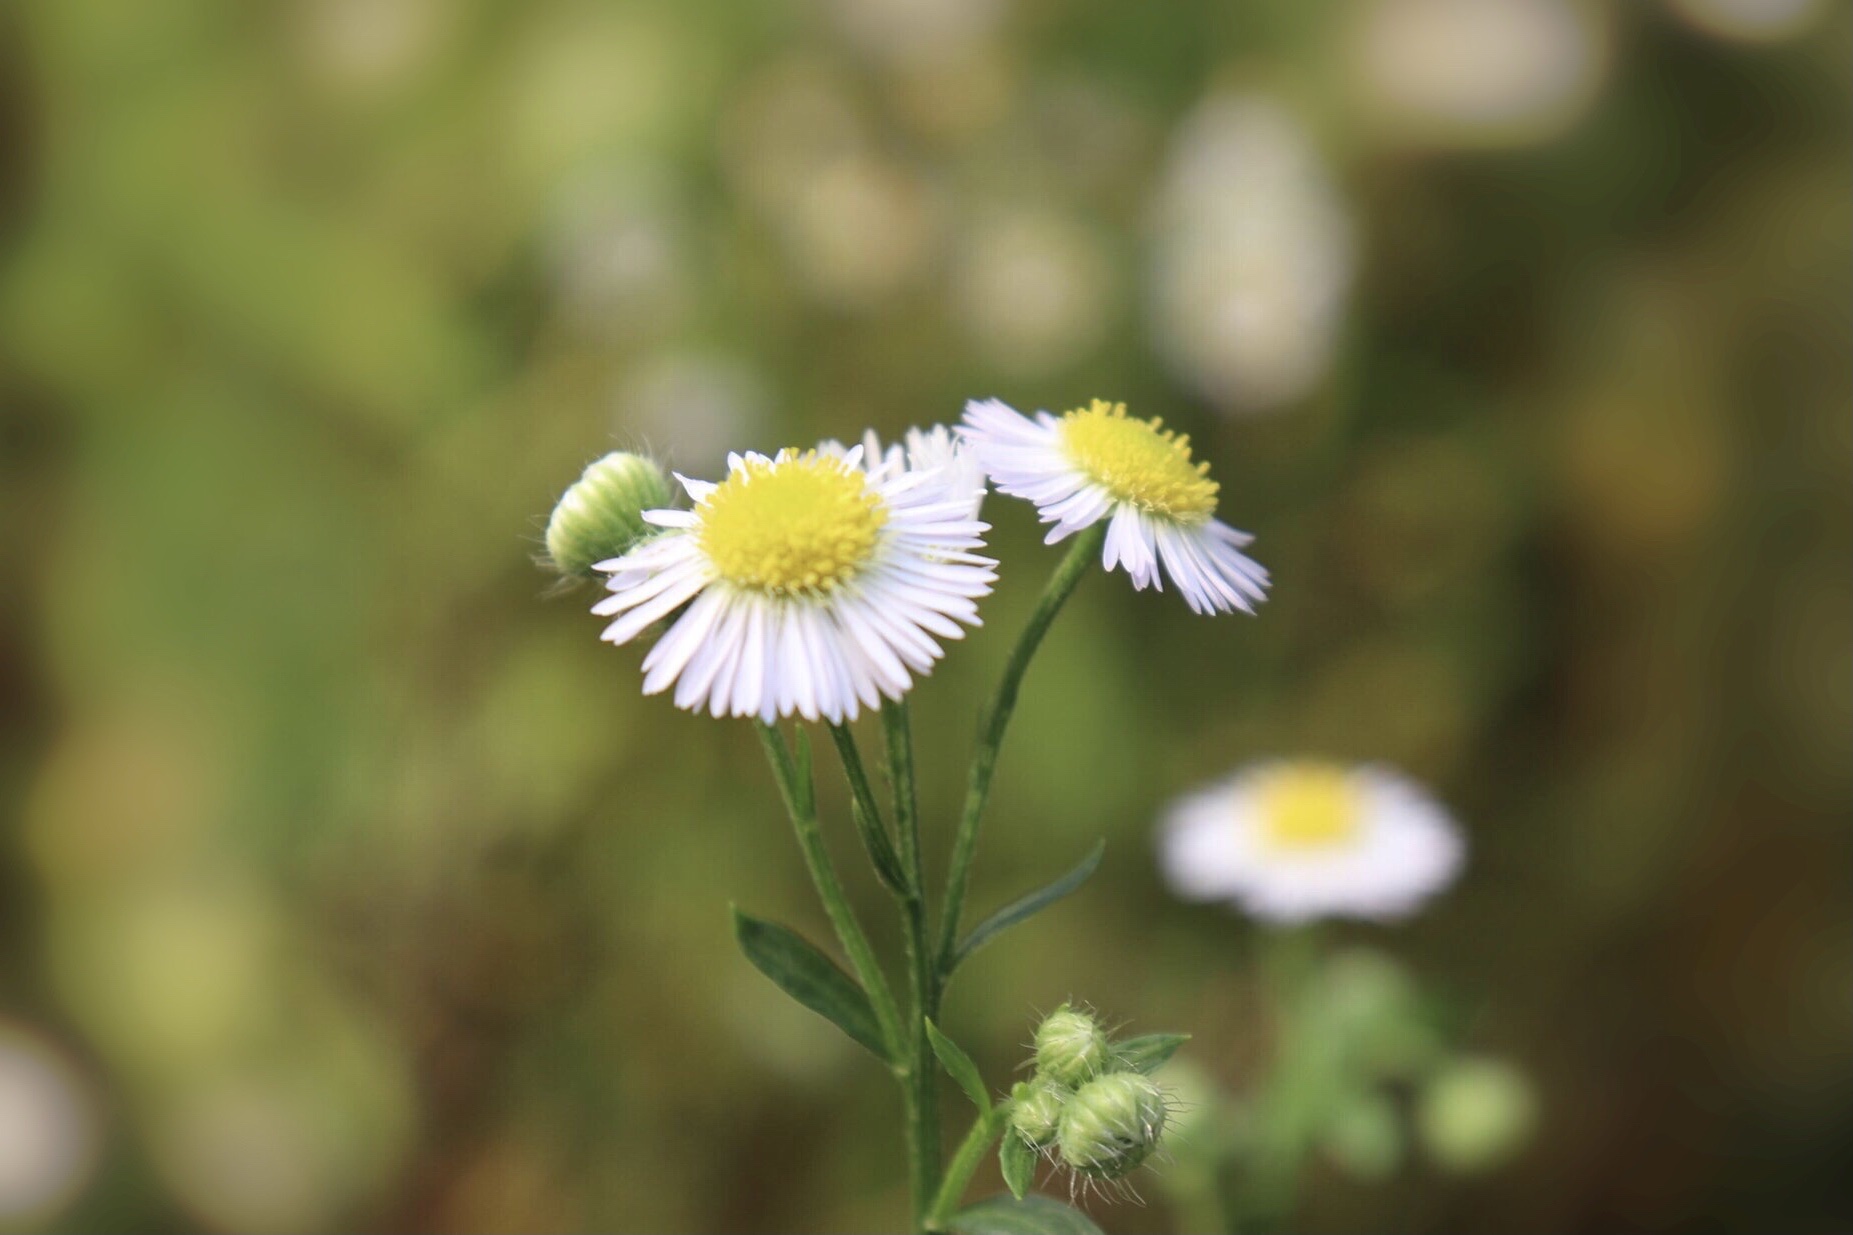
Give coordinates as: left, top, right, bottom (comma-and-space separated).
592, 441, 996, 723
1158, 760, 1464, 923
960, 398, 1269, 614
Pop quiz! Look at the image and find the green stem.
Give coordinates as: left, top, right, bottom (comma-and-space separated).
754, 722, 903, 1059
883, 700, 940, 1231
934, 524, 1103, 991
925, 1106, 1008, 1230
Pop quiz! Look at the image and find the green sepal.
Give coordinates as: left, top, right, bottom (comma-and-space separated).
1112, 1032, 1191, 1075
998, 1131, 1037, 1200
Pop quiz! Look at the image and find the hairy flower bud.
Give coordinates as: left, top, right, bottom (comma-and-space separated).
1417, 1057, 1536, 1173
1033, 1005, 1111, 1087
544, 452, 673, 579
1056, 1072, 1168, 1179
1009, 1077, 1070, 1149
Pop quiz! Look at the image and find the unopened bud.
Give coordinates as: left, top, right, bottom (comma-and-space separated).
1033, 1005, 1110, 1087
543, 452, 673, 579
1418, 1057, 1536, 1173
1009, 1077, 1070, 1150
1057, 1072, 1167, 1180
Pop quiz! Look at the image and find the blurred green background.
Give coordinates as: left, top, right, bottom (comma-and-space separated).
0, 0, 1848, 1231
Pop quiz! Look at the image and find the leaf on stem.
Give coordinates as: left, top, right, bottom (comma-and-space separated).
998, 1132, 1037, 1201
1112, 1032, 1191, 1075
946, 840, 1105, 976
732, 908, 889, 1061
926, 1018, 992, 1113
946, 1194, 1105, 1235
827, 724, 911, 897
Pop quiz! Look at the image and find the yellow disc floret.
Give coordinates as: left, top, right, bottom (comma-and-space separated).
699, 450, 887, 595
1058, 399, 1219, 521
1255, 762, 1363, 850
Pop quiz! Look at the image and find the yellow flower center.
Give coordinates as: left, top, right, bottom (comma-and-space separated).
698, 450, 888, 595
1255, 763, 1363, 850
1058, 399, 1219, 521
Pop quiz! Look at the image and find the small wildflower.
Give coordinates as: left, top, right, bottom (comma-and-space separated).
960, 398, 1268, 614
591, 441, 996, 722
1159, 759, 1464, 923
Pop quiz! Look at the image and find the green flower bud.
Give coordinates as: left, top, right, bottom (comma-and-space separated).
1057, 1072, 1168, 1180
1322, 1092, 1402, 1181
1033, 1005, 1111, 1087
1009, 1077, 1070, 1150
1417, 1057, 1536, 1173
544, 452, 673, 579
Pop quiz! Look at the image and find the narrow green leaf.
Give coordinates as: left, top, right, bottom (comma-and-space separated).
948, 840, 1104, 974
732, 908, 889, 1061
926, 1018, 991, 1113
947, 1194, 1105, 1235
827, 723, 911, 898
998, 1132, 1037, 1200
1113, 1032, 1191, 1075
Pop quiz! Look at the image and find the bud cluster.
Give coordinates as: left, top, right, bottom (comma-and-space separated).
1008, 1005, 1172, 1184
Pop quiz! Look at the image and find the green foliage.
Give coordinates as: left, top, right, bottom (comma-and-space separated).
926, 1019, 991, 1113
946, 840, 1104, 977
731, 909, 890, 1062
1112, 1032, 1191, 1075
947, 1194, 1105, 1235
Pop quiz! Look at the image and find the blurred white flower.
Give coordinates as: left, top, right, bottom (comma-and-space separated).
546, 170, 692, 337
1349, 0, 1606, 146
292, 0, 449, 96
953, 208, 1114, 376
1159, 760, 1464, 923
1663, 0, 1828, 42
783, 155, 942, 309
0, 1023, 100, 1225
827, 0, 1005, 69
612, 350, 770, 477
1149, 94, 1355, 414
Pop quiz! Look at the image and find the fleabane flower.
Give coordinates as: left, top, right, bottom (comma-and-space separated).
591, 444, 996, 723
825, 424, 989, 519
960, 397, 1269, 614
1159, 760, 1464, 923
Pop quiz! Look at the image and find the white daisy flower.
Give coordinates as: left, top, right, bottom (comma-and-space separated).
960, 397, 1269, 614
824, 424, 989, 519
1159, 760, 1464, 923
591, 443, 997, 723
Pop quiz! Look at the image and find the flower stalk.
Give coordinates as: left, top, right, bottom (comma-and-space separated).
935, 522, 1105, 992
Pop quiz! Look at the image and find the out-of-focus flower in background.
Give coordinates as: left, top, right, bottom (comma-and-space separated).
612, 349, 772, 475
1149, 93, 1355, 414
1346, 0, 1607, 148
545, 169, 695, 340
826, 0, 1006, 71
0, 1023, 101, 1228
1158, 760, 1464, 923
1663, 0, 1830, 42
951, 207, 1116, 377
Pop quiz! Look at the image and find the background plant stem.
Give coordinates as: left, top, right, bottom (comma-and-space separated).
934, 524, 1104, 994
